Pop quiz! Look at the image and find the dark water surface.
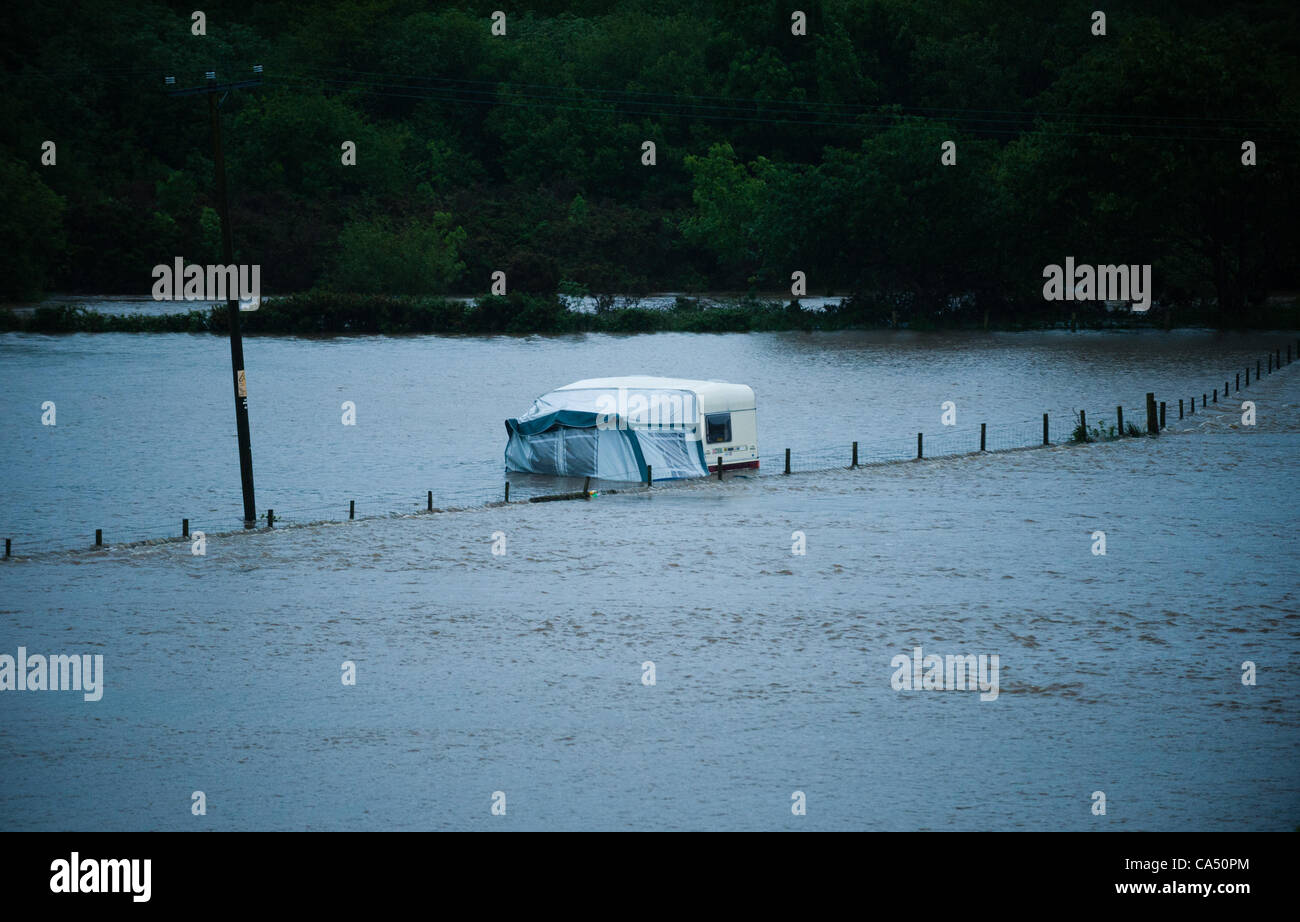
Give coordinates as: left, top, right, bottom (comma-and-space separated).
0, 330, 1296, 829
0, 328, 1292, 548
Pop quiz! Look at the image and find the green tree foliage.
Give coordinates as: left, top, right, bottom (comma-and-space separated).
0, 0, 1294, 328
0, 156, 65, 299
329, 214, 466, 295
680, 143, 766, 275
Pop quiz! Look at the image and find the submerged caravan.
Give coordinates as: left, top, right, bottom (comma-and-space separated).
504, 376, 758, 482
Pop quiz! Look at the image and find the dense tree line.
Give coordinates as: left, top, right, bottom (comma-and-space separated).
1, 0, 1296, 328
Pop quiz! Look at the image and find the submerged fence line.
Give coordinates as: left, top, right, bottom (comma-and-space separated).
768, 399, 1162, 476
4, 338, 1297, 559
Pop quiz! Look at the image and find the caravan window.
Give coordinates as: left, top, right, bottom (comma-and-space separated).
705, 412, 732, 444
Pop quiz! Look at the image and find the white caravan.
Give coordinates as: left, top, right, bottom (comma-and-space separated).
504, 376, 758, 481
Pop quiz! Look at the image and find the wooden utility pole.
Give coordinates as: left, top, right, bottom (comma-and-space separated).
169, 69, 262, 526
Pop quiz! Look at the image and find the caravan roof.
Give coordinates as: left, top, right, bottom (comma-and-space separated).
556, 377, 755, 411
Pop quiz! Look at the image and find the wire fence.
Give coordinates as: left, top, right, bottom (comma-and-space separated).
4, 338, 1297, 560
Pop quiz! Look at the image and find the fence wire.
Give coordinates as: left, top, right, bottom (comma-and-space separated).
4, 340, 1297, 559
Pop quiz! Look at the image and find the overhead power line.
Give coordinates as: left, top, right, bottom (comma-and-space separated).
262, 70, 1297, 143
277, 63, 1296, 127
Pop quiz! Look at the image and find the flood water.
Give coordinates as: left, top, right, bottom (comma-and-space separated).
1, 329, 1297, 830
0, 328, 1292, 549
2, 292, 846, 318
